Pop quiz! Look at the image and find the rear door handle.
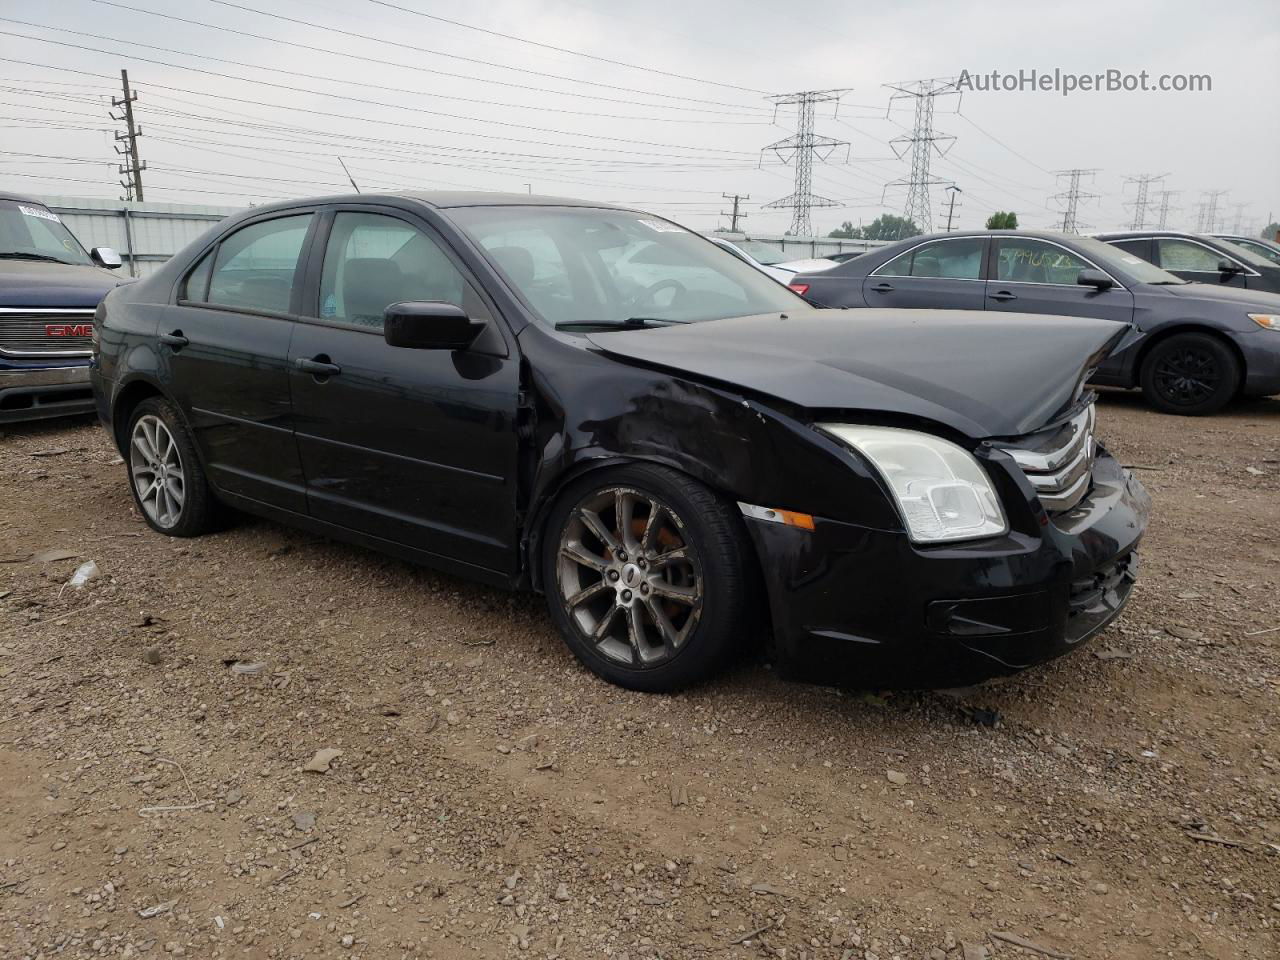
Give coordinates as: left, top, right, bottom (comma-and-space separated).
295, 357, 342, 377
869, 282, 895, 293
159, 331, 189, 349
988, 290, 1018, 302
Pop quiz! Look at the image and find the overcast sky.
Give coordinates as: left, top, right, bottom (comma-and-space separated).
1, 0, 1277, 236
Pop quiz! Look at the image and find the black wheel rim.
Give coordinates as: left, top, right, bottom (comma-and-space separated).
556, 486, 703, 668
1153, 346, 1221, 406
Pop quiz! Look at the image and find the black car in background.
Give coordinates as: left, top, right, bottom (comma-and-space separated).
1, 193, 126, 422
91, 193, 1148, 692
792, 230, 1280, 415
1095, 230, 1280, 294
1212, 233, 1280, 265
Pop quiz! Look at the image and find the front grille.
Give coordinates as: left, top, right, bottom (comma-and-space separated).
0, 307, 95, 357
999, 404, 1097, 513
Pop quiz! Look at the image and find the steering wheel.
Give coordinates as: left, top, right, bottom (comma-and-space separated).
636, 278, 687, 310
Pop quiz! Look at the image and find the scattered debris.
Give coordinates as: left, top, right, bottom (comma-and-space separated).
141, 646, 163, 665
31, 548, 79, 563
729, 923, 772, 945
670, 780, 689, 807
886, 770, 908, 786
66, 560, 100, 589
292, 811, 316, 832
138, 900, 176, 919
988, 930, 1070, 958
1186, 831, 1246, 848
303, 748, 343, 773
229, 661, 268, 675
1094, 647, 1134, 660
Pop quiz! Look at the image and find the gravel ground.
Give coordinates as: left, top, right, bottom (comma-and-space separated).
1, 392, 1278, 960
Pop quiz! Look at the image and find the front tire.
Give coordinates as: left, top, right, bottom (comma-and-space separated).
126, 397, 216, 537
1139, 332, 1240, 415
541, 464, 750, 693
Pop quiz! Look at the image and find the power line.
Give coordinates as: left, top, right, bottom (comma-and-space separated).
357, 0, 767, 94
0, 53, 756, 165
761, 90, 851, 237
882, 78, 960, 232
0, 34, 759, 159
84, 0, 766, 112
0, 16, 767, 126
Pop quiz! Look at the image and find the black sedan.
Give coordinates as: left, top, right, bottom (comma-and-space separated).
1212, 233, 1280, 265
792, 230, 1280, 415
91, 194, 1148, 692
1095, 230, 1280, 294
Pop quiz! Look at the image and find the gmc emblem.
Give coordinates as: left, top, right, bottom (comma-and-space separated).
46, 323, 93, 338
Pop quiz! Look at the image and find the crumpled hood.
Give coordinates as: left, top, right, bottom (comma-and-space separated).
1151, 280, 1280, 310
586, 309, 1131, 438
0, 259, 124, 307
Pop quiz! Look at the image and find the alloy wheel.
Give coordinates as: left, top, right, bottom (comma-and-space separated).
1153, 346, 1221, 406
129, 414, 186, 529
556, 486, 703, 668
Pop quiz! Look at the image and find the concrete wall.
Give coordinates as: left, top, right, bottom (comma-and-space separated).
33, 196, 242, 279
713, 232, 891, 259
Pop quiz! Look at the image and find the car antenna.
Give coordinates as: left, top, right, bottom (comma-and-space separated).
337, 157, 361, 194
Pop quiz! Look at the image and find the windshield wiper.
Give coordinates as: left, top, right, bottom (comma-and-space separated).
555, 317, 687, 331
0, 252, 74, 264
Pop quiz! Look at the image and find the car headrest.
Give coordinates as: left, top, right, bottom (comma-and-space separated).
341, 258, 405, 325
487, 246, 535, 288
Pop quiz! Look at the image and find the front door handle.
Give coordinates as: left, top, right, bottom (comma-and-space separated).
988, 290, 1018, 302
869, 282, 895, 294
295, 356, 342, 377
159, 331, 189, 349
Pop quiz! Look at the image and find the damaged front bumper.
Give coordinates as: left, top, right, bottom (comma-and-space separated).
742, 452, 1150, 688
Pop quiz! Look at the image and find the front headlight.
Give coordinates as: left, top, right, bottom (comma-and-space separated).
1248, 313, 1280, 331
818, 424, 1008, 543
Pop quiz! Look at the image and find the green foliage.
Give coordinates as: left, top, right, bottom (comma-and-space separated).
986, 211, 1019, 230
828, 221, 859, 239
829, 215, 921, 241
1261, 222, 1280, 241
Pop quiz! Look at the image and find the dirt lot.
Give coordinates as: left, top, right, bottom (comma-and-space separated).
1, 393, 1278, 960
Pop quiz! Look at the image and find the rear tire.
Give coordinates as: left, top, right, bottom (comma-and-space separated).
1139, 332, 1240, 415
126, 397, 216, 537
541, 464, 750, 693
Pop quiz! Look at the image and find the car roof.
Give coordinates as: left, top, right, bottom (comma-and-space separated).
232, 191, 642, 216
1093, 229, 1213, 240
0, 191, 45, 205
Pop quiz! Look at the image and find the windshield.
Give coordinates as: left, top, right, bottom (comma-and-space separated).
1077, 235, 1185, 284
1226, 238, 1280, 263
449, 207, 806, 327
0, 200, 92, 265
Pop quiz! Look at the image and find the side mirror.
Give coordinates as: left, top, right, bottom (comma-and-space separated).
91, 246, 122, 269
1217, 258, 1242, 275
383, 301, 484, 350
1077, 268, 1114, 291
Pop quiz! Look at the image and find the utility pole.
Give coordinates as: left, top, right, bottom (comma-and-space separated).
1153, 189, 1179, 229
882, 78, 960, 234
1050, 168, 1099, 233
110, 69, 145, 201
1123, 173, 1167, 230
943, 185, 962, 232
1195, 190, 1227, 232
721, 193, 749, 233
761, 89, 850, 237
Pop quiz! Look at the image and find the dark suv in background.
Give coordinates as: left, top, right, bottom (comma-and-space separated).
1096, 230, 1280, 294
790, 230, 1280, 415
1, 193, 125, 423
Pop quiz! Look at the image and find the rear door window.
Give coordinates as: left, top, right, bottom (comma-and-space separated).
1157, 238, 1230, 273
871, 237, 984, 279
201, 214, 313, 314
